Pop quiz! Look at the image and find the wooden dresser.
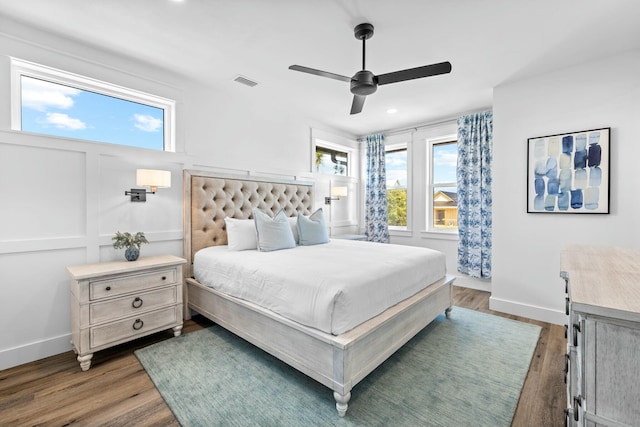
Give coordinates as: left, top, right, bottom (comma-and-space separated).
67, 255, 186, 371
561, 245, 640, 427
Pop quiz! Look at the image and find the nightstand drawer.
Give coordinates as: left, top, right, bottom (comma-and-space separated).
89, 286, 177, 324
90, 268, 177, 300
90, 306, 180, 348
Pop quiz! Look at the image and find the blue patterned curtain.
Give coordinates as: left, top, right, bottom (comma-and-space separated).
457, 111, 493, 278
365, 133, 390, 243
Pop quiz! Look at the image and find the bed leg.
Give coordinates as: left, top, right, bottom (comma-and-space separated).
333, 391, 351, 417
445, 306, 453, 319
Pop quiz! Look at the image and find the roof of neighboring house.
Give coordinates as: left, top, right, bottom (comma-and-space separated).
434, 191, 458, 207
387, 179, 404, 189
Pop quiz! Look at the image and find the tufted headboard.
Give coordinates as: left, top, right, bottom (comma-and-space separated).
182, 169, 314, 278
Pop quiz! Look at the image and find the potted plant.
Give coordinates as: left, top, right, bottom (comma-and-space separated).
112, 231, 149, 261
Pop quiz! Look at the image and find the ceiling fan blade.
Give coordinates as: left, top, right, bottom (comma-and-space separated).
376, 61, 452, 86
289, 65, 351, 83
350, 95, 366, 115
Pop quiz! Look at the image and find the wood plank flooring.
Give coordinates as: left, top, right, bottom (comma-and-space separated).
0, 286, 566, 426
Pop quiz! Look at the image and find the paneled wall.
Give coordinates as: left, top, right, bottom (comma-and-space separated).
0, 23, 355, 370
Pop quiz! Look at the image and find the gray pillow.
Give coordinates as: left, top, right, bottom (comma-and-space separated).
297, 208, 330, 246
253, 208, 296, 252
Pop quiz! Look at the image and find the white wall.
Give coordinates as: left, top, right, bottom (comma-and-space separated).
0, 22, 352, 370
378, 123, 490, 292
492, 49, 640, 325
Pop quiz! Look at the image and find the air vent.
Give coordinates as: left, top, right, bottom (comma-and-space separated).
233, 75, 258, 87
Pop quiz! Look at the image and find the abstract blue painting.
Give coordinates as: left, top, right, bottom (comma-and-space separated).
527, 127, 610, 213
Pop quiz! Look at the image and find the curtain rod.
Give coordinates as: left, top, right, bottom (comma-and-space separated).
357, 107, 491, 141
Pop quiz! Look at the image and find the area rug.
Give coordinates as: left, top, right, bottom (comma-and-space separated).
135, 307, 541, 427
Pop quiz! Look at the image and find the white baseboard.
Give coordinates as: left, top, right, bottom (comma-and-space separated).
452, 275, 491, 293
0, 333, 72, 371
489, 296, 566, 325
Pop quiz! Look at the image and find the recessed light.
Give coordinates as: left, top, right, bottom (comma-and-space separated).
387, 108, 397, 114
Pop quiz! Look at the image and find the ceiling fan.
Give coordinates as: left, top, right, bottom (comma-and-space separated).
289, 23, 452, 115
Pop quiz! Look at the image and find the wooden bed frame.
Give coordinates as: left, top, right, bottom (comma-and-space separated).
182, 169, 454, 416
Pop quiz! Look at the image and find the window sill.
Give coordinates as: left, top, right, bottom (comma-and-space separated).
388, 228, 412, 238
420, 230, 459, 241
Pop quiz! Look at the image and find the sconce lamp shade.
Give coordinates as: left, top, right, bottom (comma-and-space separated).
137, 169, 171, 192
325, 185, 348, 205
331, 186, 348, 198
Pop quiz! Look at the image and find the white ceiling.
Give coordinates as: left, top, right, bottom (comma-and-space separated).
2, 0, 640, 137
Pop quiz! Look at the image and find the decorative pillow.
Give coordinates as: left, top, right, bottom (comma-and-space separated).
224, 218, 257, 251
253, 208, 296, 252
288, 216, 299, 244
297, 208, 330, 246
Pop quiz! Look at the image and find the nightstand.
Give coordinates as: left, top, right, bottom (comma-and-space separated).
67, 255, 186, 371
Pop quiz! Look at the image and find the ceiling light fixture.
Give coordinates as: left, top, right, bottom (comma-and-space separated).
387, 108, 398, 114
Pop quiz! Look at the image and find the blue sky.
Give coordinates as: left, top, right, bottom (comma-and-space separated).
432, 142, 457, 183
20, 76, 164, 150
386, 142, 457, 187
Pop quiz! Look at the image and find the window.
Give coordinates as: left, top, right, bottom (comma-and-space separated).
315, 143, 349, 176
386, 146, 407, 227
11, 58, 175, 151
430, 140, 458, 230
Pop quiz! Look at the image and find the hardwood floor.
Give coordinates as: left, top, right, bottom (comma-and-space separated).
0, 286, 566, 426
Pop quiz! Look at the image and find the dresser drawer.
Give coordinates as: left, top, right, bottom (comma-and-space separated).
89, 286, 177, 324
90, 306, 180, 348
90, 268, 177, 300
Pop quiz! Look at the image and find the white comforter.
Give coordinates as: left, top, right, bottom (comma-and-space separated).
193, 239, 446, 335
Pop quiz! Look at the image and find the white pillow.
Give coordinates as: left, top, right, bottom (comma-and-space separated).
297, 208, 330, 246
253, 208, 296, 252
224, 217, 257, 251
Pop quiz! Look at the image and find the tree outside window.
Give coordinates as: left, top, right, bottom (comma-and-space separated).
386, 147, 407, 227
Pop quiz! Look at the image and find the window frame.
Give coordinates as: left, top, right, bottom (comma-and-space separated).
314, 143, 350, 176
10, 57, 176, 152
312, 137, 354, 177
385, 138, 411, 234
426, 135, 458, 236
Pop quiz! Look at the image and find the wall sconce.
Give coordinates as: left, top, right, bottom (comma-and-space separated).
125, 169, 171, 202
325, 186, 348, 205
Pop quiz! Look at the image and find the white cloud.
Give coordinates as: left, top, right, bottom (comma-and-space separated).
386, 156, 406, 168
21, 77, 80, 111
434, 152, 457, 168
133, 114, 162, 132
386, 169, 407, 186
44, 112, 87, 130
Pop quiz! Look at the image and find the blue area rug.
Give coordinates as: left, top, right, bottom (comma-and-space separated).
135, 307, 540, 427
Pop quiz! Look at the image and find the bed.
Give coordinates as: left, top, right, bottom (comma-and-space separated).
182, 169, 455, 416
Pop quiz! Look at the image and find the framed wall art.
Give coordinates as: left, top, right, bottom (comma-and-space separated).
527, 127, 610, 214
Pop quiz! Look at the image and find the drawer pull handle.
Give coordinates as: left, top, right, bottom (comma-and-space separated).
106, 286, 111, 291
162, 276, 167, 280
565, 297, 570, 315
133, 319, 144, 330
132, 297, 143, 309
573, 323, 581, 347
573, 396, 582, 421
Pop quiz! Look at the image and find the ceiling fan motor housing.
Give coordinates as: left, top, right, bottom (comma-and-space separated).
351, 70, 377, 95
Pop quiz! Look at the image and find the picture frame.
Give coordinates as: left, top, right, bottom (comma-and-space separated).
527, 127, 610, 214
